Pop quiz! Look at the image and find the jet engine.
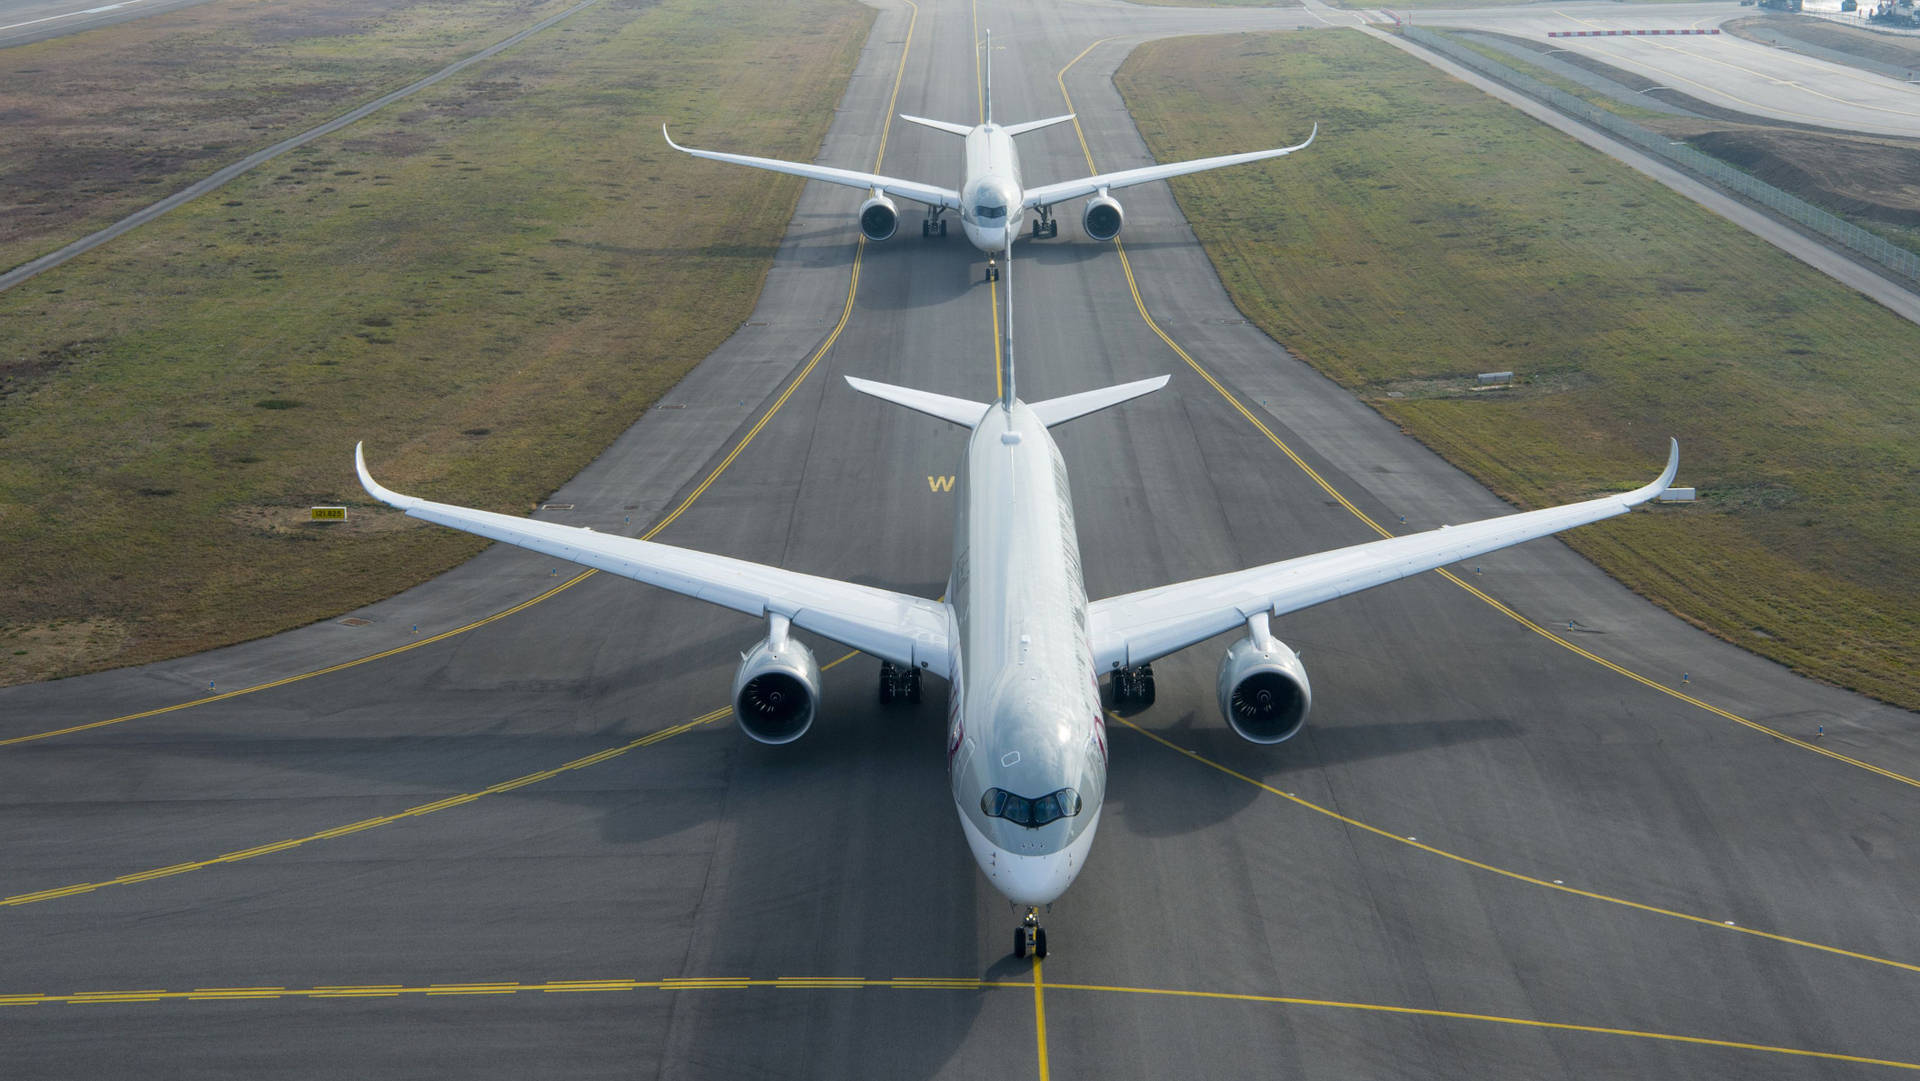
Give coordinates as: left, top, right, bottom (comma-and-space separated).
858, 192, 899, 241
1082, 192, 1124, 242
732, 630, 821, 745
1215, 633, 1312, 744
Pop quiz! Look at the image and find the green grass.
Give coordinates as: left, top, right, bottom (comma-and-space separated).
1114, 29, 1920, 709
0, 0, 873, 683
0, 0, 606, 275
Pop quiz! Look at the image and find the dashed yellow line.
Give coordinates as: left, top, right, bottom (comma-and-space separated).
5, 974, 1916, 1071
1052, 41, 1920, 792
1, 0, 927, 752
1111, 710, 1920, 977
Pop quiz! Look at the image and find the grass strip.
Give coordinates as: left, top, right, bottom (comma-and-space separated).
1114, 29, 1920, 709
0, 0, 872, 682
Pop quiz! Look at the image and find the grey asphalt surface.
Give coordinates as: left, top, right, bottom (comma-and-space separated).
3, 1, 1918, 1078
0, 0, 218, 47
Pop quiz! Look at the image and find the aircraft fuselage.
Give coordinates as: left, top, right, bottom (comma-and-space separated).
957, 124, 1025, 255
943, 399, 1105, 906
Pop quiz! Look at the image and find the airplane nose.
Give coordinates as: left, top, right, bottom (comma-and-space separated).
958, 808, 1100, 907
989, 848, 1079, 906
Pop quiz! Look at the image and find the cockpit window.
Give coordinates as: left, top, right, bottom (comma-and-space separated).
981, 787, 1082, 829
974, 202, 1006, 221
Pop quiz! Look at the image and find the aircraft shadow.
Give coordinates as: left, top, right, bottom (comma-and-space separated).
1107, 712, 1518, 839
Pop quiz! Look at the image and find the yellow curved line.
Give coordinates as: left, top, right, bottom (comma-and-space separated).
1, 650, 862, 908
2, 0, 925, 751
1110, 711, 1920, 978
2, 708, 719, 907
3, 974, 1916, 1071
1052, 38, 1920, 792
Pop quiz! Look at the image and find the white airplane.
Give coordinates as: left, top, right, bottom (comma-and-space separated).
354, 241, 1679, 959
662, 30, 1315, 279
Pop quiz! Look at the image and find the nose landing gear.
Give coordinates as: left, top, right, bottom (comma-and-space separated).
984, 259, 1000, 283
1013, 907, 1048, 959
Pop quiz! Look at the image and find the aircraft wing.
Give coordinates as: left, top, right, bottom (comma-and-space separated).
1022, 125, 1316, 211
664, 126, 959, 211
355, 445, 950, 672
1087, 440, 1677, 670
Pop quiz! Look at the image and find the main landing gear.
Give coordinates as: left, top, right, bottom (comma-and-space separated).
877, 660, 922, 704
1110, 663, 1156, 707
1013, 906, 1048, 959
920, 215, 948, 239
1030, 211, 1058, 239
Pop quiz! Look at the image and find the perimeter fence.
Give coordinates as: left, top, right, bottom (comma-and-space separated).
1400, 24, 1920, 286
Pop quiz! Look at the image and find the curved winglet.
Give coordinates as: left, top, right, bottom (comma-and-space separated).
1621, 438, 1680, 506
354, 442, 421, 511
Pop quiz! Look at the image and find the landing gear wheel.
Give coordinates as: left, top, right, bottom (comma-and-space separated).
905, 665, 922, 703
877, 660, 898, 704
1016, 906, 1043, 960
939, 220, 948, 237
1111, 664, 1157, 707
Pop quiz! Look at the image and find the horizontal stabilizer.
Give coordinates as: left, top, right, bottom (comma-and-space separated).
845, 376, 991, 428
1029, 375, 1169, 427
899, 114, 973, 137
1001, 113, 1076, 138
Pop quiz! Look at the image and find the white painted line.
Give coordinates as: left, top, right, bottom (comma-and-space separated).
0, 0, 150, 34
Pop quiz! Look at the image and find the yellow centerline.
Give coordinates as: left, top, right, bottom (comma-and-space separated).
1051, 39, 1920, 791
2, 0, 925, 751
5, 974, 1918, 1072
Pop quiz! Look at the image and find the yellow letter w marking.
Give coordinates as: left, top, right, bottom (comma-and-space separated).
927, 475, 955, 493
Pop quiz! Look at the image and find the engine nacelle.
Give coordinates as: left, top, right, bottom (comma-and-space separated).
1216, 634, 1313, 744
732, 634, 821, 745
1082, 193, 1124, 242
858, 193, 899, 241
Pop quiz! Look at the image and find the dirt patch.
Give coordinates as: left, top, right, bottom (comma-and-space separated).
1686, 128, 1920, 227
0, 618, 131, 686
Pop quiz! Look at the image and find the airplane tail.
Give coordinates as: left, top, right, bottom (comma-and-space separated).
843, 375, 1167, 429
984, 29, 992, 125
1002, 114, 1075, 138
899, 114, 971, 137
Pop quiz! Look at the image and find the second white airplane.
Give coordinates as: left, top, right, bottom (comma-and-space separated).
354, 240, 1680, 960
664, 31, 1315, 278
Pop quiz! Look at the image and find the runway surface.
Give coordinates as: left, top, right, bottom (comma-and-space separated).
1413, 1, 1920, 138
4, 1, 1919, 1077
0, 0, 218, 47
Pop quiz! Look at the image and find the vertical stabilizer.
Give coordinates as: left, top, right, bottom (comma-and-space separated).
984, 29, 993, 126
1002, 226, 1015, 408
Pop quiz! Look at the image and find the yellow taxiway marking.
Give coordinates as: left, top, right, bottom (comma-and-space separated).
1, 0, 926, 752
4, 975, 1917, 1071
1112, 711, 1920, 977
1032, 960, 1053, 1081
1, 653, 858, 909
1052, 42, 1920, 792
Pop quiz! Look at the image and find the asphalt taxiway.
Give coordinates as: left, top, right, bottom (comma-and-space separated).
3, 1, 1918, 1077
1411, 1, 1920, 138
